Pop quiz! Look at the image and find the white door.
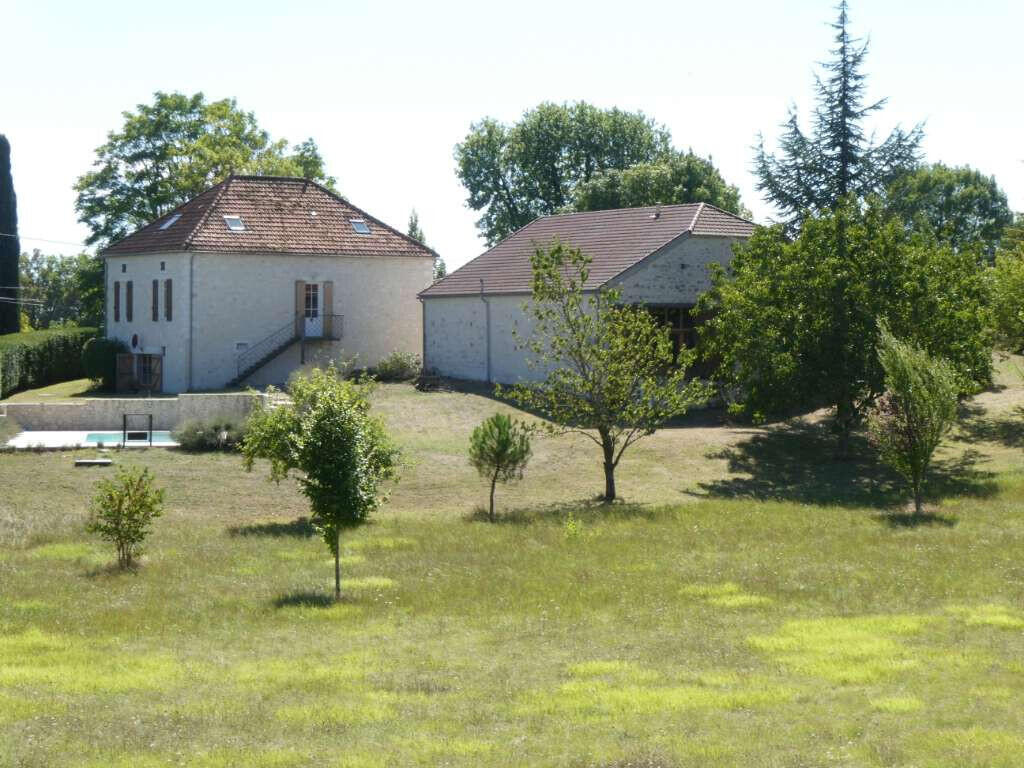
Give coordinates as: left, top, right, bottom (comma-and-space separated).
304, 282, 323, 337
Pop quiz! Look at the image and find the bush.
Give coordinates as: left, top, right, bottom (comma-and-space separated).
172, 418, 248, 452
82, 337, 128, 390
868, 327, 959, 515
990, 246, 1024, 352
86, 466, 165, 570
0, 326, 97, 398
373, 350, 421, 382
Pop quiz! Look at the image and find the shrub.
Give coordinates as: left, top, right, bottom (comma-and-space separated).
990, 246, 1024, 352
868, 327, 959, 515
172, 418, 248, 452
468, 412, 533, 522
86, 466, 165, 570
0, 326, 97, 398
81, 337, 128, 390
373, 350, 421, 382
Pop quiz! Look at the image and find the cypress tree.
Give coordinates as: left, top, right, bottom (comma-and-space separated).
0, 134, 20, 333
754, 1, 923, 232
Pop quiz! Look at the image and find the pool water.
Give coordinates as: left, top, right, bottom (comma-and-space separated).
85, 431, 176, 445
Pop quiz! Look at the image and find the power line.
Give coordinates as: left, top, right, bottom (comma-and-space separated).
0, 232, 93, 248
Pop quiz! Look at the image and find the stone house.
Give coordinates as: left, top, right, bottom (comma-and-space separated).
102, 176, 436, 393
418, 203, 754, 383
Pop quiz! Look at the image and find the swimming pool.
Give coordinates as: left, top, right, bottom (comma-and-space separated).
85, 431, 177, 446
5, 430, 179, 449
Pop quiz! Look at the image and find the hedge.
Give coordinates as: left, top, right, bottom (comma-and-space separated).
0, 327, 98, 398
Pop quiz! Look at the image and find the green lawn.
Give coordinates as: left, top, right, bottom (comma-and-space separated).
1, 363, 1023, 766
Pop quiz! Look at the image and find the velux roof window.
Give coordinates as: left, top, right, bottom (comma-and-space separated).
350, 219, 371, 235
159, 213, 182, 230
223, 215, 246, 232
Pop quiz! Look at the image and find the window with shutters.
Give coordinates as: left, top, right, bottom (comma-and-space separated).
164, 279, 172, 321
126, 281, 133, 322
152, 279, 159, 321
114, 281, 121, 322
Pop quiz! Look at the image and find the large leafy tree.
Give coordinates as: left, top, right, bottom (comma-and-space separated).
754, 1, 922, 232
75, 92, 336, 248
885, 163, 1013, 257
698, 201, 992, 453
505, 243, 710, 501
570, 152, 745, 215
0, 134, 20, 333
242, 366, 399, 601
18, 251, 104, 330
455, 102, 676, 244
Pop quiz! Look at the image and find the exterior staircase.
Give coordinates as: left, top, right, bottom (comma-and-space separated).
227, 313, 344, 388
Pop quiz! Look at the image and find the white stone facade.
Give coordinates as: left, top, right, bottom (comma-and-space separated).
106, 250, 433, 392
421, 234, 742, 384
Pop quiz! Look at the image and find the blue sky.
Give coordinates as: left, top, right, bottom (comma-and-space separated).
4, 0, 1022, 270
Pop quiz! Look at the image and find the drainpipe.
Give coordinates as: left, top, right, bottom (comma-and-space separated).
188, 253, 194, 392
479, 278, 491, 384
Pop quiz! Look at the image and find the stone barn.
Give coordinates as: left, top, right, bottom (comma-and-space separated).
418, 203, 755, 384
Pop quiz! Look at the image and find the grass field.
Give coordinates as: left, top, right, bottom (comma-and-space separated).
1, 361, 1023, 766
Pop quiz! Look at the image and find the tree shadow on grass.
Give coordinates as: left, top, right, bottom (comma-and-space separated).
464, 498, 669, 526
227, 517, 316, 538
272, 591, 351, 609
691, 420, 998, 509
872, 511, 959, 529
955, 402, 1024, 449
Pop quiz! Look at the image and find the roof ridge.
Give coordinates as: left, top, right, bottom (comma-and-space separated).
537, 203, 701, 222
688, 202, 706, 233
182, 176, 233, 251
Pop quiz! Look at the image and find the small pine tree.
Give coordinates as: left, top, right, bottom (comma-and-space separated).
87, 466, 165, 569
468, 413, 532, 522
868, 327, 959, 515
434, 257, 447, 281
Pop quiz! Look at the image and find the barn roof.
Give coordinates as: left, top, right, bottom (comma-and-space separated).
102, 175, 436, 259
419, 203, 754, 298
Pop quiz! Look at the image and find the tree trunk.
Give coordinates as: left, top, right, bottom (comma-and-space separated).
489, 470, 498, 522
600, 430, 616, 502
835, 396, 855, 460
333, 529, 342, 601
913, 475, 924, 516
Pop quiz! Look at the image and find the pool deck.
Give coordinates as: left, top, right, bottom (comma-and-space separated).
5, 431, 179, 449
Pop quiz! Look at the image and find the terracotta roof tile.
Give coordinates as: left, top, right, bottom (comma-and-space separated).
102, 176, 436, 260
420, 203, 754, 298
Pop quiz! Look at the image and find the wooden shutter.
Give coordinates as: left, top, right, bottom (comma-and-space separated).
114, 281, 120, 322
152, 279, 159, 321
294, 280, 305, 337
164, 279, 172, 321
126, 281, 133, 322
323, 281, 334, 338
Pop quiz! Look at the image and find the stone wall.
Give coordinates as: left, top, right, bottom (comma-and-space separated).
2, 393, 261, 431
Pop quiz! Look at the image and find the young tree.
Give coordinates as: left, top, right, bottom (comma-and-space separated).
699, 201, 992, 453
0, 134, 20, 333
570, 152, 745, 216
433, 258, 447, 281
242, 365, 399, 601
455, 102, 679, 244
868, 328, 959, 515
506, 243, 710, 501
87, 466, 165, 570
75, 92, 336, 248
990, 243, 1024, 352
468, 412, 533, 521
885, 163, 1013, 258
754, 1, 922, 233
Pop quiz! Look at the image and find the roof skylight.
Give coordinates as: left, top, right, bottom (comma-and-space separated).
159, 213, 182, 230
350, 219, 371, 235
223, 215, 246, 232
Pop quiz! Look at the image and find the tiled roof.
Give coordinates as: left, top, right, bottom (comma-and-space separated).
419, 203, 754, 298
102, 176, 436, 259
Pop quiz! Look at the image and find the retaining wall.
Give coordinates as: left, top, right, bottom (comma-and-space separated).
2, 393, 261, 431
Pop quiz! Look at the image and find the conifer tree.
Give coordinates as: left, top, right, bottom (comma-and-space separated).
0, 135, 20, 333
754, 1, 922, 232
